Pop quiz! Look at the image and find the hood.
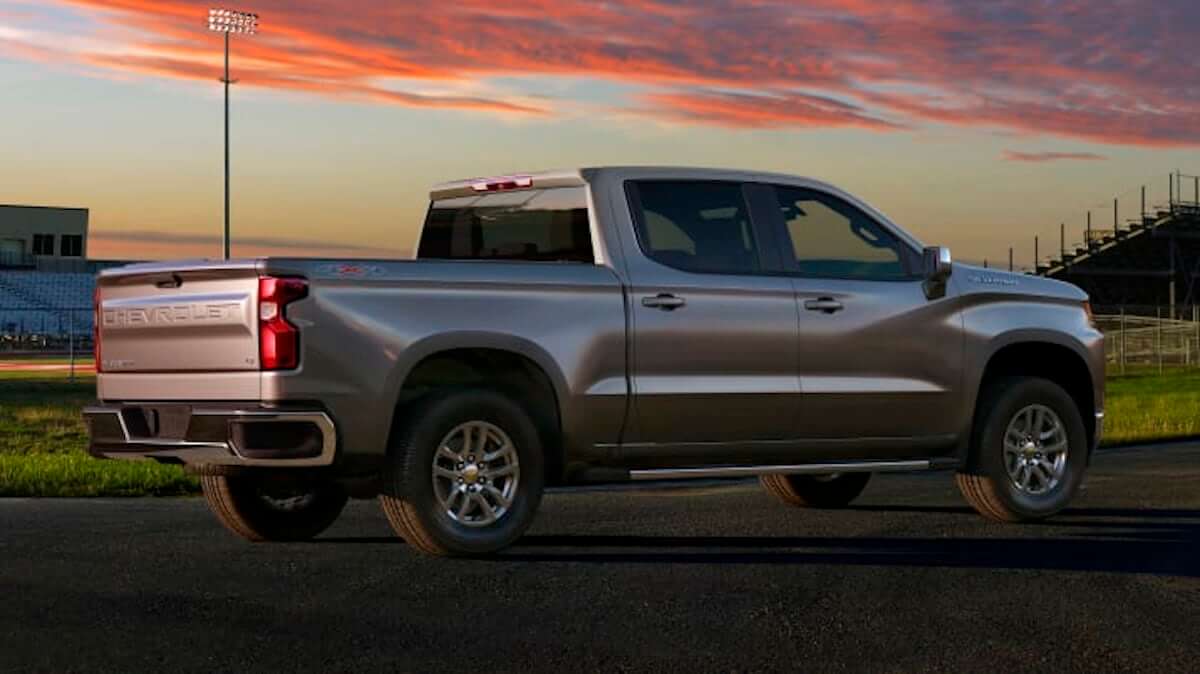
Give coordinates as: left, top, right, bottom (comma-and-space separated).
952, 263, 1087, 302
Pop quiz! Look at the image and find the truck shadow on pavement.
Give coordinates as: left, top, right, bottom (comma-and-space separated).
501, 507, 1200, 577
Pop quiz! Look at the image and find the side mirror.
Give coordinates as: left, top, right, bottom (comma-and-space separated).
922, 246, 952, 299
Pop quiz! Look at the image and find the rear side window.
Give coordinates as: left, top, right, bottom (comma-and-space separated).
418, 186, 593, 262
773, 186, 914, 280
628, 181, 761, 274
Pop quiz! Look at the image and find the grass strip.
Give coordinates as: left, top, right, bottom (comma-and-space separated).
1, 370, 1199, 496
0, 453, 196, 497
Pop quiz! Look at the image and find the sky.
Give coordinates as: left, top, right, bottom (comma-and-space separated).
1, 0, 1198, 267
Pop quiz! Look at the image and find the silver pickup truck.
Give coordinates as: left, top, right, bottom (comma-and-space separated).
85, 167, 1104, 556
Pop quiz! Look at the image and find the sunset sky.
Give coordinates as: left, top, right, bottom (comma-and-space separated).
2, 0, 1198, 267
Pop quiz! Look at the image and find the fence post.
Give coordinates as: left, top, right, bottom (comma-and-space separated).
1008, 248, 1013, 272
1113, 198, 1118, 232
1141, 185, 1146, 219
1158, 305, 1164, 375
68, 316, 76, 384
1120, 307, 1126, 375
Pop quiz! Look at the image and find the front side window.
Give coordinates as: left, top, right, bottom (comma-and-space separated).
774, 186, 913, 280
628, 181, 761, 274
418, 186, 592, 263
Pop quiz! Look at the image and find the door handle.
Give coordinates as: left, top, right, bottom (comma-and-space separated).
642, 293, 686, 310
803, 297, 844, 313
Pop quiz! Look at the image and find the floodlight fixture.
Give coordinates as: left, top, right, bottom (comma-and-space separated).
208, 8, 259, 34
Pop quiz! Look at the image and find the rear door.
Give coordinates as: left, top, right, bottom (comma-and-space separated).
766, 184, 962, 446
621, 180, 800, 447
97, 263, 261, 373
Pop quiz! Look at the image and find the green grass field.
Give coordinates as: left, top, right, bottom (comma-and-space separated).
0, 379, 195, 497
1104, 369, 1200, 445
0, 367, 1197, 496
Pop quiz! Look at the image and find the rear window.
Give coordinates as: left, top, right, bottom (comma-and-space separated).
627, 180, 761, 274
418, 187, 593, 263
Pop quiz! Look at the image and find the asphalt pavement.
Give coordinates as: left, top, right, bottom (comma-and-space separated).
2, 443, 1198, 673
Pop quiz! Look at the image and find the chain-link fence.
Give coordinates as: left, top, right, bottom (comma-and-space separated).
0, 307, 93, 380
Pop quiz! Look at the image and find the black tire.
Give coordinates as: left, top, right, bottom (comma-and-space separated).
956, 376, 1088, 522
378, 389, 545, 557
200, 474, 348, 542
760, 472, 871, 508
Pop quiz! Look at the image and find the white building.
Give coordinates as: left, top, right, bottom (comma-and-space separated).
0, 205, 89, 271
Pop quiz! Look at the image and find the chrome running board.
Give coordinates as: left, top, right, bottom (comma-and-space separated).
628, 459, 933, 481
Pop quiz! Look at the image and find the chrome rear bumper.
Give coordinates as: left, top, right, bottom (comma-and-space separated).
83, 405, 336, 467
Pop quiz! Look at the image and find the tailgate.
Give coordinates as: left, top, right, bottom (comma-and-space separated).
97, 261, 261, 373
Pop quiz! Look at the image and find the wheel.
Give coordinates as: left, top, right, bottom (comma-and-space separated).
956, 376, 1087, 522
760, 472, 871, 508
200, 474, 348, 541
378, 389, 545, 557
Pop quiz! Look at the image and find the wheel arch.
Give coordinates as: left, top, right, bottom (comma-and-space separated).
384, 332, 569, 484
968, 335, 1098, 460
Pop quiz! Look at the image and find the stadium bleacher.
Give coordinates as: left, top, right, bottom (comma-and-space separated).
1038, 172, 1200, 314
0, 270, 95, 338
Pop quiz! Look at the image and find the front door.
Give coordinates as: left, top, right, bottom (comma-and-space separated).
767, 184, 962, 447
622, 180, 800, 446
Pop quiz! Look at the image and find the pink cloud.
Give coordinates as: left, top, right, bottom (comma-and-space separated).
1, 0, 1195, 146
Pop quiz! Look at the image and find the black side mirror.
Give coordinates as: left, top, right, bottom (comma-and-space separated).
922, 246, 952, 299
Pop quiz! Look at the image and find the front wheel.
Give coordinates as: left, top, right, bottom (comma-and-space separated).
200, 474, 348, 541
957, 376, 1088, 522
378, 389, 545, 557
761, 472, 871, 508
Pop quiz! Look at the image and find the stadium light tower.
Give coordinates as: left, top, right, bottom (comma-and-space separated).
208, 8, 259, 260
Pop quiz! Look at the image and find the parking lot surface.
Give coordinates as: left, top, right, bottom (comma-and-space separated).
2, 443, 1198, 673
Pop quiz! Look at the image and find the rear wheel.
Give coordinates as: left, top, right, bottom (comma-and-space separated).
378, 389, 545, 557
200, 474, 348, 541
956, 376, 1087, 522
761, 472, 871, 508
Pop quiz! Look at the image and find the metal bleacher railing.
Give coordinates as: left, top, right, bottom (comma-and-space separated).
1026, 170, 1200, 276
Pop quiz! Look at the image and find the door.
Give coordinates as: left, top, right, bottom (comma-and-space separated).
767, 184, 962, 446
622, 180, 800, 446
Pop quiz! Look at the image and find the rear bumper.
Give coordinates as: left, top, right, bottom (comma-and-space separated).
83, 404, 336, 467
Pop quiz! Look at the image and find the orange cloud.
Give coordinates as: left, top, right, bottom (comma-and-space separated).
1002, 151, 1108, 163
645, 90, 901, 131
3, 0, 1196, 146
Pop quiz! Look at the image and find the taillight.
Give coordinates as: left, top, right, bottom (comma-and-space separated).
470, 175, 533, 192
93, 286, 103, 372
259, 276, 308, 370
